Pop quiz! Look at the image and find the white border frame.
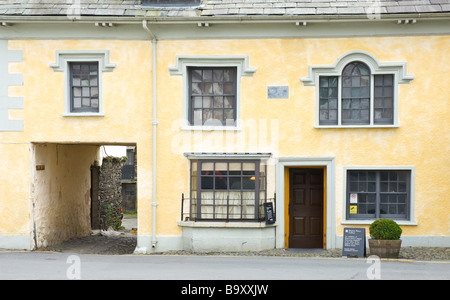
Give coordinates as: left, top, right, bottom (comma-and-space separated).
341, 166, 416, 226
300, 50, 414, 128
50, 50, 116, 117
169, 55, 256, 131
275, 157, 336, 249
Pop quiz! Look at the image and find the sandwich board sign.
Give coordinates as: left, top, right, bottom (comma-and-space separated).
342, 228, 366, 258
263, 202, 275, 224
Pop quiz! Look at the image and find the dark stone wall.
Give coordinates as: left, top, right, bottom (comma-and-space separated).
99, 157, 123, 230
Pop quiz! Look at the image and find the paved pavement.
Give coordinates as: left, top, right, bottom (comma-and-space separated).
0, 250, 448, 281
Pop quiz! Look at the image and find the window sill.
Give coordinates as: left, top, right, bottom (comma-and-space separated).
177, 220, 276, 228
341, 220, 417, 226
63, 113, 105, 117
181, 125, 241, 131
315, 124, 399, 129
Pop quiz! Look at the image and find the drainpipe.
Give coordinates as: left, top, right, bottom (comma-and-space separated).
143, 20, 158, 249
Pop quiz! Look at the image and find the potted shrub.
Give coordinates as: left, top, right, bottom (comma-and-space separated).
368, 219, 402, 258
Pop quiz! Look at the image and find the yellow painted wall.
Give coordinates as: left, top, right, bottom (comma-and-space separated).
0, 143, 31, 236
157, 36, 450, 240
0, 35, 448, 249
0, 40, 154, 248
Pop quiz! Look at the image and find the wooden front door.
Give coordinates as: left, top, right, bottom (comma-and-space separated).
289, 168, 324, 248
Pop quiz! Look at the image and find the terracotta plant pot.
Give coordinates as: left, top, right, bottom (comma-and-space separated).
368, 239, 402, 258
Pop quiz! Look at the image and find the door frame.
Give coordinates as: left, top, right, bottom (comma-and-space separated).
275, 157, 336, 249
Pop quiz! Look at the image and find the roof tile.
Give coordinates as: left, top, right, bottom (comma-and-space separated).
0, 0, 448, 18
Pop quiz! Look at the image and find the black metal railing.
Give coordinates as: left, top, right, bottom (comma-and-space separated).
181, 193, 276, 222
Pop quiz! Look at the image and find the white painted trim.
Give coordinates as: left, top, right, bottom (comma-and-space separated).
0, 40, 24, 131
0, 235, 32, 250
168, 55, 257, 77
301, 50, 414, 86
275, 157, 336, 249
49, 50, 116, 116
183, 152, 272, 160
301, 50, 414, 128
49, 50, 117, 72
1, 18, 449, 40
341, 166, 416, 225
177, 221, 275, 228
169, 55, 257, 130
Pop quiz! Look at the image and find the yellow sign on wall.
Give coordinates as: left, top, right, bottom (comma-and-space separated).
349, 205, 358, 214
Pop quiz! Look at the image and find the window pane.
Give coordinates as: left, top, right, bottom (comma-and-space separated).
224, 109, 234, 121
242, 177, 255, 189
203, 97, 212, 108
203, 109, 212, 121
73, 87, 81, 97
82, 98, 90, 107
203, 83, 212, 94
73, 97, 81, 108
224, 96, 234, 108
191, 82, 201, 95
72, 75, 80, 86
214, 96, 223, 108
91, 87, 99, 97
229, 177, 241, 189
82, 87, 89, 97
243, 162, 255, 171
203, 69, 212, 81
193, 97, 202, 108
193, 109, 202, 123
213, 110, 223, 121
192, 69, 202, 82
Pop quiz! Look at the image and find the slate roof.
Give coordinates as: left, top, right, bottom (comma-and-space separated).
0, 0, 449, 18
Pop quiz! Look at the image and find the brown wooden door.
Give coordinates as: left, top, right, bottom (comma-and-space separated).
289, 168, 324, 248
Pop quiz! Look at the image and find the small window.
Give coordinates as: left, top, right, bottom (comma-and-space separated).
346, 170, 411, 220
190, 159, 267, 221
69, 62, 99, 113
188, 67, 237, 126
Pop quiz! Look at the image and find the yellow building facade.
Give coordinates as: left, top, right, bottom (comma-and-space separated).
0, 1, 449, 252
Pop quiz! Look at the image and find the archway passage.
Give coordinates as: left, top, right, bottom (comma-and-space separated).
31, 143, 137, 252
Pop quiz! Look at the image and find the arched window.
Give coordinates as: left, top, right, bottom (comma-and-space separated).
318, 61, 395, 126
342, 62, 371, 125
302, 50, 414, 127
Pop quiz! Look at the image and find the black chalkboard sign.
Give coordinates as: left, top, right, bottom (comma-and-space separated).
263, 202, 275, 224
342, 228, 366, 258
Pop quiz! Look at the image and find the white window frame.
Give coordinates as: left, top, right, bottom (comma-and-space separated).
169, 55, 256, 131
341, 166, 416, 226
50, 50, 116, 117
301, 50, 414, 128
